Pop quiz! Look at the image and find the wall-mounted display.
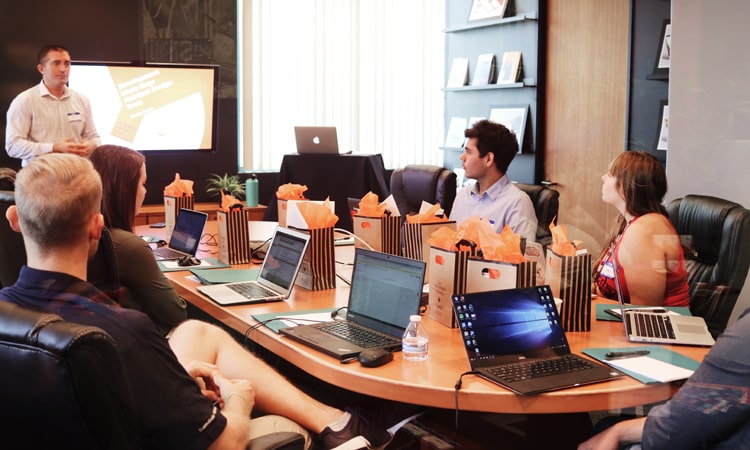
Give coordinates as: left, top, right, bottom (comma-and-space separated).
489, 104, 528, 153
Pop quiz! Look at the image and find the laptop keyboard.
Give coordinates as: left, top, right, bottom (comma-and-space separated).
486, 355, 597, 382
634, 312, 676, 340
227, 282, 279, 299
152, 247, 187, 260
315, 322, 400, 349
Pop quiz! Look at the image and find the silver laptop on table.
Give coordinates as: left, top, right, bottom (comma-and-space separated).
197, 227, 310, 305
152, 209, 208, 260
451, 286, 622, 395
280, 248, 426, 360
294, 126, 339, 154
611, 249, 715, 346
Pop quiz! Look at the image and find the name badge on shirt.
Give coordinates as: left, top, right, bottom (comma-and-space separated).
600, 261, 615, 279
67, 112, 82, 123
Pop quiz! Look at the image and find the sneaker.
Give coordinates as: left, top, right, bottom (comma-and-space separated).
319, 411, 393, 450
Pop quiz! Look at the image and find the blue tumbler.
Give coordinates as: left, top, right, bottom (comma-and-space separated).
245, 174, 259, 207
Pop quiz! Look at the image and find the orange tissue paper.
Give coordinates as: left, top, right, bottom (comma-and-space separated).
405, 203, 449, 224
163, 173, 194, 197
477, 225, 526, 264
276, 183, 308, 200
220, 192, 243, 212
549, 220, 577, 256
356, 192, 388, 218
295, 198, 339, 229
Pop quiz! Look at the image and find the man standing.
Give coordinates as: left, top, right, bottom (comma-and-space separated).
449, 119, 537, 242
5, 44, 99, 166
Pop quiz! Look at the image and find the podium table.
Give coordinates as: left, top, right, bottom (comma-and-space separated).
264, 153, 390, 231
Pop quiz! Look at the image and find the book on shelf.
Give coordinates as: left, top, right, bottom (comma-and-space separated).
468, 0, 509, 22
471, 53, 496, 86
444, 117, 468, 148
496, 51, 523, 84
446, 57, 469, 88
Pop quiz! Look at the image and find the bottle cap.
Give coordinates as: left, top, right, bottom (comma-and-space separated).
410, 314, 421, 322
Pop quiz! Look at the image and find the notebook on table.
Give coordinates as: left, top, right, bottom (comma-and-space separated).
451, 286, 622, 395
611, 252, 715, 346
197, 227, 310, 305
152, 209, 208, 260
294, 126, 339, 154
280, 248, 426, 360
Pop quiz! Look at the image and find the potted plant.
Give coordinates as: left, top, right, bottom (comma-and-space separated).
205, 173, 245, 203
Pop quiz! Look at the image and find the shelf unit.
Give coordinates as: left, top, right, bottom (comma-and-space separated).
442, 0, 546, 184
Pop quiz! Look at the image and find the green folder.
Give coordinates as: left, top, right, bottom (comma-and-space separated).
252, 308, 338, 333
582, 345, 700, 384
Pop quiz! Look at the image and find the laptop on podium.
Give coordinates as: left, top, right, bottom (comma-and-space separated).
294, 126, 340, 154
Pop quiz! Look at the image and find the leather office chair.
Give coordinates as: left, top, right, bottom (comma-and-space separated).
667, 194, 750, 338
0, 168, 23, 288
0, 301, 306, 449
514, 182, 560, 246
389, 164, 457, 217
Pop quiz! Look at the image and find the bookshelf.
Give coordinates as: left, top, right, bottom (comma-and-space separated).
442, 0, 546, 184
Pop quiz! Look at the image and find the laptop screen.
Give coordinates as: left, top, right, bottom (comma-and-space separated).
452, 286, 570, 363
259, 228, 309, 289
169, 209, 208, 254
346, 248, 426, 336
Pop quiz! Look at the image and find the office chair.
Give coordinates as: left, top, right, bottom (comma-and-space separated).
0, 168, 23, 288
389, 164, 457, 217
0, 301, 307, 449
667, 194, 750, 337
514, 182, 560, 247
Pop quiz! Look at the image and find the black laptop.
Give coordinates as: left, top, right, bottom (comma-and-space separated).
451, 286, 622, 395
152, 209, 208, 260
280, 248, 426, 360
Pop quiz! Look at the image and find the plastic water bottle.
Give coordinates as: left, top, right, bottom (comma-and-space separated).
402, 315, 428, 361
245, 174, 259, 207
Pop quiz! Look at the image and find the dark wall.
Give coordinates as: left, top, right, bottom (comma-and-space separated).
0, 0, 242, 204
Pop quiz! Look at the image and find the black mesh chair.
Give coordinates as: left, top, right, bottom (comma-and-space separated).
667, 194, 750, 338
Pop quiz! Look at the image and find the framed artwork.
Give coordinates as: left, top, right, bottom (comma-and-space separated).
468, 0, 508, 21
656, 100, 669, 151
653, 20, 671, 75
489, 105, 528, 153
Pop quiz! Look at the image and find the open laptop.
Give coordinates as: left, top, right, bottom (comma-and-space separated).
197, 227, 310, 305
280, 248, 426, 360
611, 252, 715, 346
152, 209, 208, 260
294, 126, 339, 154
451, 286, 622, 395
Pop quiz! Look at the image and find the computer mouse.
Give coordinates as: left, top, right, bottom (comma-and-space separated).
358, 348, 393, 368
178, 256, 201, 267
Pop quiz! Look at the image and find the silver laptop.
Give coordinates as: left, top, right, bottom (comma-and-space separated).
152, 209, 208, 260
280, 248, 426, 360
294, 126, 339, 154
452, 286, 622, 395
612, 249, 715, 346
197, 227, 310, 305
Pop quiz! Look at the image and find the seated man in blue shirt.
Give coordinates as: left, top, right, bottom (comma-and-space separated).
578, 308, 750, 450
0, 153, 392, 450
449, 119, 537, 243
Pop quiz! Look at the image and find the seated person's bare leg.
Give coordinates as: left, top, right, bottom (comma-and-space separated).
168, 320, 344, 434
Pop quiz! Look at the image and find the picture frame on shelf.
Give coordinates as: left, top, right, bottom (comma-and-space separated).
652, 20, 671, 75
656, 100, 669, 151
489, 104, 528, 153
468, 0, 508, 22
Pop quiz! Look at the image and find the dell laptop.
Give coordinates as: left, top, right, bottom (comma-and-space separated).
611, 252, 714, 346
152, 209, 208, 260
280, 248, 426, 360
197, 227, 310, 305
451, 286, 622, 395
294, 126, 340, 154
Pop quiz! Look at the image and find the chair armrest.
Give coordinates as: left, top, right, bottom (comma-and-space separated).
246, 431, 306, 450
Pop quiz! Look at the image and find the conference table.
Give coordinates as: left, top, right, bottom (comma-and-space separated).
141, 222, 710, 415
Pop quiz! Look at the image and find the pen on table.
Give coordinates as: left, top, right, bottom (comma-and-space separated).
605, 350, 650, 360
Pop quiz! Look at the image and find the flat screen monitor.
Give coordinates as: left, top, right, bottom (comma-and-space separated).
68, 62, 219, 152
